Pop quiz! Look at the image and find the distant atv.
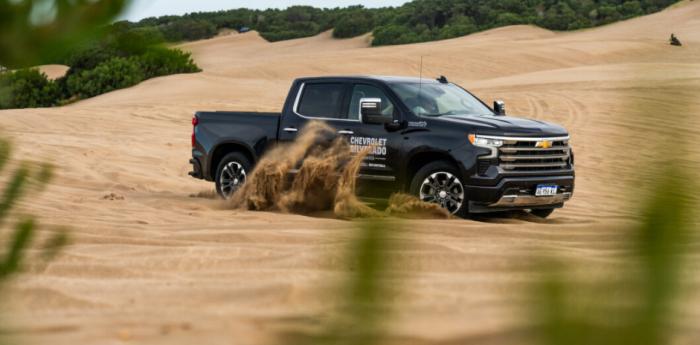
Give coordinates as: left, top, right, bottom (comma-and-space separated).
670, 36, 682, 46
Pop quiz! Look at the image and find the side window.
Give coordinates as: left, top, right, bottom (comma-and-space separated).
348, 84, 398, 120
297, 83, 345, 119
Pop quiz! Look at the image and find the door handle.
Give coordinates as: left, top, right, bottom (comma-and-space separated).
338, 130, 354, 135
284, 127, 298, 133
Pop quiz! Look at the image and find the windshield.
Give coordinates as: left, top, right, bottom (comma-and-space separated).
390, 83, 493, 116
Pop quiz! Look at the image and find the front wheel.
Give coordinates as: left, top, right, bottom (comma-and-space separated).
410, 161, 470, 219
215, 152, 252, 200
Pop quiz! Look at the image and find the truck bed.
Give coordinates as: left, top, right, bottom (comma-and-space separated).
192, 111, 281, 181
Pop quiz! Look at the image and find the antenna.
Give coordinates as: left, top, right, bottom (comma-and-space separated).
418, 56, 423, 115
419, 56, 423, 80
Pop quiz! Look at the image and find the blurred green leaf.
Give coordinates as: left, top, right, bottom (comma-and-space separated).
0, 0, 133, 68
0, 141, 68, 286
306, 220, 394, 345
0, 165, 29, 229
532, 164, 694, 345
0, 139, 10, 173
34, 162, 54, 191
41, 229, 69, 262
0, 218, 36, 280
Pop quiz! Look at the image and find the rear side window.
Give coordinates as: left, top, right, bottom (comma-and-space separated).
297, 83, 345, 119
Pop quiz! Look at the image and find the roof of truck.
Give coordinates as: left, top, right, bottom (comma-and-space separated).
295, 75, 444, 84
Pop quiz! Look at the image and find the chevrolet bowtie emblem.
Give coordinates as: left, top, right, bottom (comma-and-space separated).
536, 140, 553, 149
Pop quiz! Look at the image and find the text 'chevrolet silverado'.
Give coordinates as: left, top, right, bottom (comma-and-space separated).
189, 75, 575, 219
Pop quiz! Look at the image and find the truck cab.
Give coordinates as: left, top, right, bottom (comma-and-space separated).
190, 75, 575, 219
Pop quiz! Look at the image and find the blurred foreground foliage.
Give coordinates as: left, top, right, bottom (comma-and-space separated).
530, 80, 697, 345
0, 0, 132, 69
0, 0, 201, 110
290, 135, 697, 344
533, 166, 696, 345
280, 157, 697, 344
0, 138, 68, 283
283, 220, 395, 345
313, 221, 391, 345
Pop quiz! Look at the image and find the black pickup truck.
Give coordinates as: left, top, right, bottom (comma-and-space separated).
189, 75, 574, 219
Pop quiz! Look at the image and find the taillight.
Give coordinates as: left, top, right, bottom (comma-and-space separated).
191, 117, 198, 147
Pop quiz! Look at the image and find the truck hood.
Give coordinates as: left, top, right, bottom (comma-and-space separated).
436, 114, 568, 137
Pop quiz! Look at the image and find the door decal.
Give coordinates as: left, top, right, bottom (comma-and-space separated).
350, 136, 388, 168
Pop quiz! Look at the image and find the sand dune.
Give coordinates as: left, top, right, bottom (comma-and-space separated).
1, 1, 699, 344
30, 64, 69, 79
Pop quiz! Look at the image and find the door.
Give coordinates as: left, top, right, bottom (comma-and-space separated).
278, 81, 348, 167
331, 83, 405, 199
278, 81, 347, 143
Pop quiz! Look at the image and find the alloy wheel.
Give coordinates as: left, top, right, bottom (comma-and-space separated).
220, 162, 247, 200
419, 172, 465, 214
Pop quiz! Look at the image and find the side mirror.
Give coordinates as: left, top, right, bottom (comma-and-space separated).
494, 101, 506, 116
360, 98, 392, 124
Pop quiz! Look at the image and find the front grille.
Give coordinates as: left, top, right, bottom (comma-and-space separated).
498, 137, 570, 172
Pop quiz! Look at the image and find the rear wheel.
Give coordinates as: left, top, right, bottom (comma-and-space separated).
410, 161, 469, 219
215, 152, 252, 200
528, 208, 555, 218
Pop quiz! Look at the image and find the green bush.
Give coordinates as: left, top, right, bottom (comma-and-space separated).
162, 20, 218, 42
134, 47, 201, 80
620, 1, 645, 17
0, 69, 59, 109
496, 13, 524, 26
2, 26, 203, 110
372, 25, 416, 46
113, 0, 685, 47
63, 46, 114, 78
109, 31, 153, 56
129, 27, 166, 44
66, 57, 142, 98
2, 0, 687, 109
333, 8, 374, 39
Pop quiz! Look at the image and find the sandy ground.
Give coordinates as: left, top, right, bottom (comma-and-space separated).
36, 65, 69, 79
1, 2, 700, 344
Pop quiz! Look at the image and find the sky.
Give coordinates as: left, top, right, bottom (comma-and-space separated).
119, 0, 411, 22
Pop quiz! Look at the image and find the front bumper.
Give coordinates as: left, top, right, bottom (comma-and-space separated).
464, 175, 574, 213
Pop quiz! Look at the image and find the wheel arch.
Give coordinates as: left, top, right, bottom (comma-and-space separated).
209, 141, 256, 180
403, 151, 461, 192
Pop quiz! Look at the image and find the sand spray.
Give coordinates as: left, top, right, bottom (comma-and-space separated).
226, 122, 451, 219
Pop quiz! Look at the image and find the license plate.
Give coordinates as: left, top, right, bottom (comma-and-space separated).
536, 185, 558, 197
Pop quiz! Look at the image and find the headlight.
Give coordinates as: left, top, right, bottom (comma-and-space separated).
469, 134, 503, 147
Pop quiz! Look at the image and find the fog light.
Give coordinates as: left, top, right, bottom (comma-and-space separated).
563, 193, 572, 201
503, 197, 516, 204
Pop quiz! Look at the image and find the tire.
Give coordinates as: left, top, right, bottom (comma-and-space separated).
528, 208, 555, 219
410, 161, 470, 219
215, 152, 252, 200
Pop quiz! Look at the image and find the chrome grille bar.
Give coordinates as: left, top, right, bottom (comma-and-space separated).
500, 162, 568, 169
500, 146, 570, 153
500, 154, 569, 161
